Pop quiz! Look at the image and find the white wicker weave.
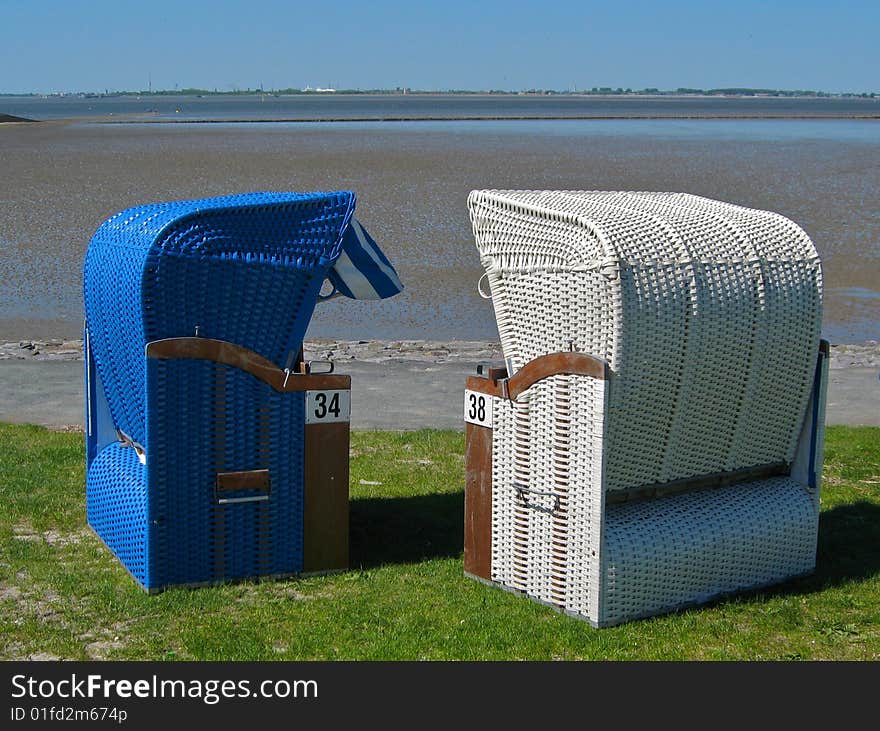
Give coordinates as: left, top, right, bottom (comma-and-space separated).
467, 190, 826, 626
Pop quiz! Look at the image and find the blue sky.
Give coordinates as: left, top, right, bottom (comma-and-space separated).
1, 0, 877, 93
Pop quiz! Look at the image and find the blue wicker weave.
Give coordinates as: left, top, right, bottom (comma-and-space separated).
83, 191, 355, 590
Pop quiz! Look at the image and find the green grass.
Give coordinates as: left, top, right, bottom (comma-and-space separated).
1, 423, 878, 660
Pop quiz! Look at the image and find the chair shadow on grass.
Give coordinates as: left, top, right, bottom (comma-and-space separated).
703, 500, 880, 609
811, 500, 880, 588
349, 491, 464, 569
347, 494, 880, 596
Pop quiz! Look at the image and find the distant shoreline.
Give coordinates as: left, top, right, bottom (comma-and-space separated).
3, 90, 877, 99
7, 92, 878, 125
0, 114, 34, 123
8, 114, 878, 127
101, 114, 880, 124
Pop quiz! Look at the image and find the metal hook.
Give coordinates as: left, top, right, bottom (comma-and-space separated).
317, 279, 341, 302
477, 273, 492, 299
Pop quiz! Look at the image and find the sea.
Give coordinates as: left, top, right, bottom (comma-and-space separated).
1, 94, 878, 343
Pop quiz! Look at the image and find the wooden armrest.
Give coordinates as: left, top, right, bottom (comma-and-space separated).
467, 352, 609, 400
146, 337, 350, 393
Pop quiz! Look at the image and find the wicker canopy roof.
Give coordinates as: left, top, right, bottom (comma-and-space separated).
469, 189, 823, 489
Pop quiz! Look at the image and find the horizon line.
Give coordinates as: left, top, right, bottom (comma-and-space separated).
2, 86, 878, 98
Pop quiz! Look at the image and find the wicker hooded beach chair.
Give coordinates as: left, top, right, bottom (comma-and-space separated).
463, 190, 828, 627
83, 191, 401, 592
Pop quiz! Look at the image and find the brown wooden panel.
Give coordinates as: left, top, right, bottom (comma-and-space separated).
482, 366, 509, 382
146, 337, 350, 393
288, 372, 351, 392
464, 422, 493, 580
302, 421, 350, 572
466, 375, 502, 398
215, 468, 271, 492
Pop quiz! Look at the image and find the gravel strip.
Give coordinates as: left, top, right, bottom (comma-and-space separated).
1, 338, 875, 369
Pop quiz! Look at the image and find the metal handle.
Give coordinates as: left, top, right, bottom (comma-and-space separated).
513, 485, 560, 513
317, 279, 341, 302
304, 360, 334, 375
215, 469, 271, 505
216, 494, 270, 505
282, 359, 334, 386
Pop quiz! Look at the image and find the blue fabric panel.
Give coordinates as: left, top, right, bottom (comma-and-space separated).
327, 218, 404, 300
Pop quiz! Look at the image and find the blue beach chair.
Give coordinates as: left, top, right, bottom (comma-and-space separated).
83, 191, 401, 591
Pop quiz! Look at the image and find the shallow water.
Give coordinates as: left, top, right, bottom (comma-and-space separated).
0, 114, 877, 343
5, 93, 879, 122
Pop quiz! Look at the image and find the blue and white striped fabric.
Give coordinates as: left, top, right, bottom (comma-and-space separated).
324, 218, 403, 300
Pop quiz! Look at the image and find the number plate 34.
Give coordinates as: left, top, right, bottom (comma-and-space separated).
306, 390, 351, 424
464, 389, 493, 428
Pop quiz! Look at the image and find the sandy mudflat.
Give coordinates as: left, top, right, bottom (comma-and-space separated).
1, 117, 878, 344
0, 338, 876, 429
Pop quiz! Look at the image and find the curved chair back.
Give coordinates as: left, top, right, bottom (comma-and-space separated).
468, 190, 823, 491
83, 191, 355, 445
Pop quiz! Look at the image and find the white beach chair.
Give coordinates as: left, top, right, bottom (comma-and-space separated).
463, 190, 828, 626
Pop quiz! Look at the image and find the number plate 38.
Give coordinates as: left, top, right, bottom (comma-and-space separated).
306, 390, 351, 424
464, 389, 493, 428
